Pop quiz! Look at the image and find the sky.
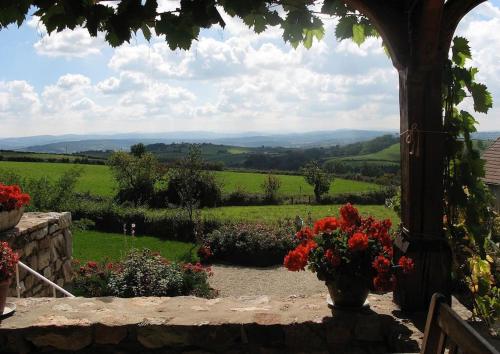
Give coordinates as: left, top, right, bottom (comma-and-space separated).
0, 1, 499, 138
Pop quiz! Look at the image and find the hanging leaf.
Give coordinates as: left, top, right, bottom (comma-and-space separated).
452, 37, 471, 68
141, 24, 152, 41
470, 83, 493, 113
352, 23, 365, 46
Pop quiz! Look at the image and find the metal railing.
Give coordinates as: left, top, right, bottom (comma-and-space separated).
15, 261, 74, 298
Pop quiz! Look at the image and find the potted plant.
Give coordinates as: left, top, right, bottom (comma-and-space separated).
0, 241, 19, 314
0, 183, 30, 233
284, 203, 414, 309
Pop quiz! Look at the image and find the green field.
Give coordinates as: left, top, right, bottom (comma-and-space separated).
73, 230, 198, 262
202, 204, 398, 225
0, 161, 381, 197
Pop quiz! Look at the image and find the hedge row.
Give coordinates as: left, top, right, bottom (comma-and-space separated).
71, 200, 221, 242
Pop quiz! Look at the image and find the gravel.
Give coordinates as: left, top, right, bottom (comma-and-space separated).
208, 264, 326, 297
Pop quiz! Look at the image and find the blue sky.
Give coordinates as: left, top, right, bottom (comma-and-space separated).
0, 1, 499, 138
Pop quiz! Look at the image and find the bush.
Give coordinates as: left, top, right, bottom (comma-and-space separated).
167, 174, 222, 208
73, 250, 215, 298
201, 223, 297, 266
107, 249, 214, 297
319, 188, 396, 205
72, 260, 114, 297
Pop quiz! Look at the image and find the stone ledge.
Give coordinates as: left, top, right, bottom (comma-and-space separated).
0, 294, 475, 353
0, 212, 71, 240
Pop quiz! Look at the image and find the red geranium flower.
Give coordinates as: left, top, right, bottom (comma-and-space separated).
340, 203, 361, 227
398, 256, 415, 274
348, 232, 369, 252
296, 227, 314, 240
372, 256, 391, 273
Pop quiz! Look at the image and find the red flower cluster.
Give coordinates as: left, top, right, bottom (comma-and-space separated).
398, 256, 415, 274
0, 242, 19, 282
197, 245, 212, 261
313, 217, 338, 234
283, 203, 415, 295
184, 262, 213, 276
284, 240, 316, 271
0, 183, 30, 212
372, 256, 391, 273
340, 203, 361, 228
348, 232, 369, 251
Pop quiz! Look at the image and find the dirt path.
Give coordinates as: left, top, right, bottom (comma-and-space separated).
208, 264, 326, 297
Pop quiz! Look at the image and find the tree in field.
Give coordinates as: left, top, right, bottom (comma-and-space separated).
1, 0, 489, 310
167, 145, 221, 221
261, 174, 282, 203
302, 161, 333, 203
108, 151, 161, 205
130, 143, 146, 158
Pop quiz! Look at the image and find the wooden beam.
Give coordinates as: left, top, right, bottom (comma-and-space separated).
343, 0, 408, 68
412, 0, 445, 68
439, 0, 487, 60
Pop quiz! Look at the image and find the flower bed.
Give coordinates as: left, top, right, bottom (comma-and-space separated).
72, 249, 215, 298
200, 223, 297, 266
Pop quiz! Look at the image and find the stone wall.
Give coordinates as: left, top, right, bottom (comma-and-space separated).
1, 294, 492, 354
0, 212, 73, 297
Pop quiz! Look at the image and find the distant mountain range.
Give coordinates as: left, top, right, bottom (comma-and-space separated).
0, 129, 497, 154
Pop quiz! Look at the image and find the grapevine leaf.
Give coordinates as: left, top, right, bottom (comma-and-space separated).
352, 23, 365, 46
470, 83, 493, 113
452, 37, 471, 67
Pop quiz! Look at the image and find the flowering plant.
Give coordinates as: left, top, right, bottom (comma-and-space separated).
0, 183, 30, 212
0, 242, 19, 282
284, 203, 414, 292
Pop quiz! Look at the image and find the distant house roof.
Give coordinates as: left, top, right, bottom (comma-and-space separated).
484, 137, 500, 186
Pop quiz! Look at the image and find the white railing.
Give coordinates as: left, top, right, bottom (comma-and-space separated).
15, 261, 74, 298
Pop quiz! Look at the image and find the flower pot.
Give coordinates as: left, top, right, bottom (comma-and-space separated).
0, 278, 11, 315
326, 274, 370, 309
0, 207, 24, 233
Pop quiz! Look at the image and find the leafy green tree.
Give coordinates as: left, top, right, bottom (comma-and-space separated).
130, 143, 146, 158
302, 161, 333, 203
1, 0, 489, 310
108, 151, 161, 205
167, 145, 222, 220
261, 174, 282, 203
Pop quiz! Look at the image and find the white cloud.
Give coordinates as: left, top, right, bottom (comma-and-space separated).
0, 81, 40, 117
28, 16, 104, 58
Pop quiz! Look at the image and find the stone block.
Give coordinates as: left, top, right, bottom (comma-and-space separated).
26, 254, 38, 269
62, 260, 73, 282
38, 249, 51, 269
137, 325, 189, 349
39, 236, 51, 250
58, 212, 72, 229
24, 274, 35, 291
49, 223, 60, 234
26, 328, 92, 351
55, 259, 63, 271
94, 325, 128, 345
51, 233, 65, 258
32, 226, 49, 240
63, 229, 73, 258
24, 241, 37, 258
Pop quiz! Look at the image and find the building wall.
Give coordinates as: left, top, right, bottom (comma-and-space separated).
0, 212, 73, 297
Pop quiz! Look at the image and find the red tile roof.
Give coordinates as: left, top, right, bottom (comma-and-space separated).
484, 137, 500, 186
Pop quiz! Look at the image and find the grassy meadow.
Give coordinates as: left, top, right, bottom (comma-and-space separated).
0, 161, 381, 197
203, 204, 398, 225
73, 230, 198, 262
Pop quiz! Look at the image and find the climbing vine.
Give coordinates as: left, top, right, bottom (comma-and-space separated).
443, 36, 498, 331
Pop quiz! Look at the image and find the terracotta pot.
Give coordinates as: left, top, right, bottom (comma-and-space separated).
0, 207, 24, 233
326, 274, 370, 309
0, 278, 11, 315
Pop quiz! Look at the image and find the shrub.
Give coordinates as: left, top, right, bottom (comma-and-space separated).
261, 174, 282, 204
72, 260, 114, 297
201, 223, 297, 266
107, 249, 214, 297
